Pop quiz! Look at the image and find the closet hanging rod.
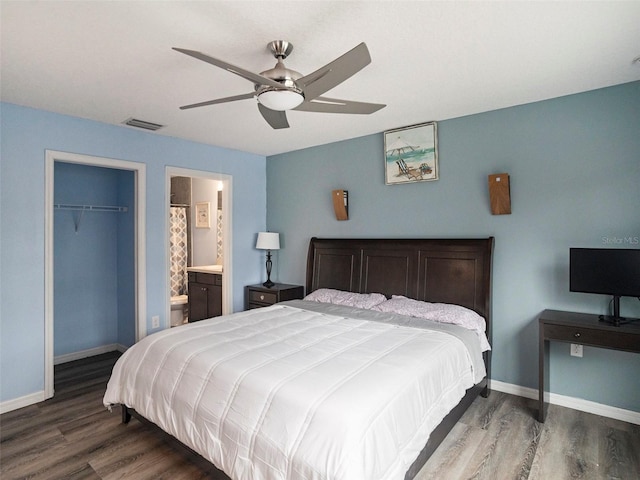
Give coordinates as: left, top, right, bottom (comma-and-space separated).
170, 203, 190, 208
54, 204, 128, 213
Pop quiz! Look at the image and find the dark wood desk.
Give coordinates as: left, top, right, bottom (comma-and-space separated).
538, 309, 640, 422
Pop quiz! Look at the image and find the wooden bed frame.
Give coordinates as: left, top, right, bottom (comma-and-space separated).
306, 237, 494, 478
122, 236, 494, 479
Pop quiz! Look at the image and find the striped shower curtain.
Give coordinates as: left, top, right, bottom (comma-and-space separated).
169, 207, 188, 297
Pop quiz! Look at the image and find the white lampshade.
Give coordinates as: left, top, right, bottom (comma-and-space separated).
257, 89, 304, 111
256, 232, 280, 250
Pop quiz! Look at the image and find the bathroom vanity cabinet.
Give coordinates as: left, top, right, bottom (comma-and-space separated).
188, 271, 222, 322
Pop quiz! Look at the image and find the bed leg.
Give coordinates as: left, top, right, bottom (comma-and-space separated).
121, 405, 132, 424
481, 385, 490, 398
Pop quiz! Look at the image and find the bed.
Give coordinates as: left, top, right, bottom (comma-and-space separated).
104, 237, 494, 480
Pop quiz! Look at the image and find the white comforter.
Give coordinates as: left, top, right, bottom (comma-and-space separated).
103, 301, 485, 480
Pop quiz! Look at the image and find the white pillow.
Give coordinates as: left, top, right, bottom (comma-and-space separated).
304, 288, 387, 310
371, 295, 490, 350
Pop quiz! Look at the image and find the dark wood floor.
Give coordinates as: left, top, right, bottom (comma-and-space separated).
1, 352, 638, 480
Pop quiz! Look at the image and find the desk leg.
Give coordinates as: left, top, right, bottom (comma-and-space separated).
538, 333, 549, 422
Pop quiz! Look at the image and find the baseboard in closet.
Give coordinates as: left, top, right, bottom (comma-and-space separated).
53, 343, 128, 365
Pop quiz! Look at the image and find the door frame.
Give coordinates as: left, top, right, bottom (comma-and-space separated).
166, 167, 233, 321
44, 150, 146, 399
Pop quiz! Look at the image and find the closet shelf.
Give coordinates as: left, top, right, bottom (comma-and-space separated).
55, 204, 128, 232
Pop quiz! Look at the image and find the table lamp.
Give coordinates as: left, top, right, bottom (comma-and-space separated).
256, 232, 280, 288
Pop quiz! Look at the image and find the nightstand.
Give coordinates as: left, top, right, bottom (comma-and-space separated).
245, 283, 304, 310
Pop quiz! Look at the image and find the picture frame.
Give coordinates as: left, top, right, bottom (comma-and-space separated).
384, 121, 438, 185
195, 201, 210, 228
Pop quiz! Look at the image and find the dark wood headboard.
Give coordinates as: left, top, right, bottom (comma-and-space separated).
306, 236, 494, 341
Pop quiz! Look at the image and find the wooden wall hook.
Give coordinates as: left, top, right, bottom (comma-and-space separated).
488, 173, 511, 215
332, 190, 349, 220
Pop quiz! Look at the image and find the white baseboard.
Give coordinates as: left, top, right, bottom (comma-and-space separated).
54, 343, 128, 365
2, 345, 129, 414
0, 390, 46, 415
490, 380, 640, 425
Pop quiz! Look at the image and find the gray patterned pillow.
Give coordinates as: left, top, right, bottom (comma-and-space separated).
304, 288, 387, 310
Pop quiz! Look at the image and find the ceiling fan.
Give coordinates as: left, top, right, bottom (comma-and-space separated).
173, 40, 385, 129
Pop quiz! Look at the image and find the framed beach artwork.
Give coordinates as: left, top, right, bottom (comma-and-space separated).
195, 201, 210, 228
384, 121, 438, 185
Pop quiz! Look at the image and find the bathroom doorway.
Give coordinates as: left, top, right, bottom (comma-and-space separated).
166, 167, 232, 325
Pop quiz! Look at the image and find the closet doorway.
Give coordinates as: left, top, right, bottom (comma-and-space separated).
166, 167, 232, 324
44, 150, 146, 400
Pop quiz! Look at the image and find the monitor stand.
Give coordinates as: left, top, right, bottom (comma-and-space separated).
598, 296, 638, 326
599, 314, 627, 327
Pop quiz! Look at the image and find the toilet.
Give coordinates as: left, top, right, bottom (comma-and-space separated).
170, 294, 188, 326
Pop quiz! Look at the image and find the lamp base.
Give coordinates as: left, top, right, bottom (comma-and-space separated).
263, 251, 274, 288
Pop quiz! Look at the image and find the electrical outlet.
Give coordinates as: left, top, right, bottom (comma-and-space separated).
152, 315, 160, 329
570, 343, 583, 357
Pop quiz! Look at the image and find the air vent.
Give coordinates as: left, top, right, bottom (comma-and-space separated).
123, 118, 165, 131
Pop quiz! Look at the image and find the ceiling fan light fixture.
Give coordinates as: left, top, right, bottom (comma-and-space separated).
257, 88, 304, 111
174, 40, 383, 128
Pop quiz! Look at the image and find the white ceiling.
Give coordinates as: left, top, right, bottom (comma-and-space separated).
2, 1, 639, 156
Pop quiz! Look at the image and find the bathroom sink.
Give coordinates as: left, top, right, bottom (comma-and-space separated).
187, 265, 223, 274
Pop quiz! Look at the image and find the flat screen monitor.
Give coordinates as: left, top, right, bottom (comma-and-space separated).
570, 248, 640, 325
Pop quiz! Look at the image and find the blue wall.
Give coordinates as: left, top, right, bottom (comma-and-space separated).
0, 103, 267, 404
54, 162, 135, 355
2, 83, 639, 412
266, 82, 640, 412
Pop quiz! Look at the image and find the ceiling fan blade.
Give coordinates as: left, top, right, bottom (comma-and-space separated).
258, 104, 289, 129
179, 92, 255, 110
298, 43, 372, 101
294, 96, 385, 114
173, 47, 283, 89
